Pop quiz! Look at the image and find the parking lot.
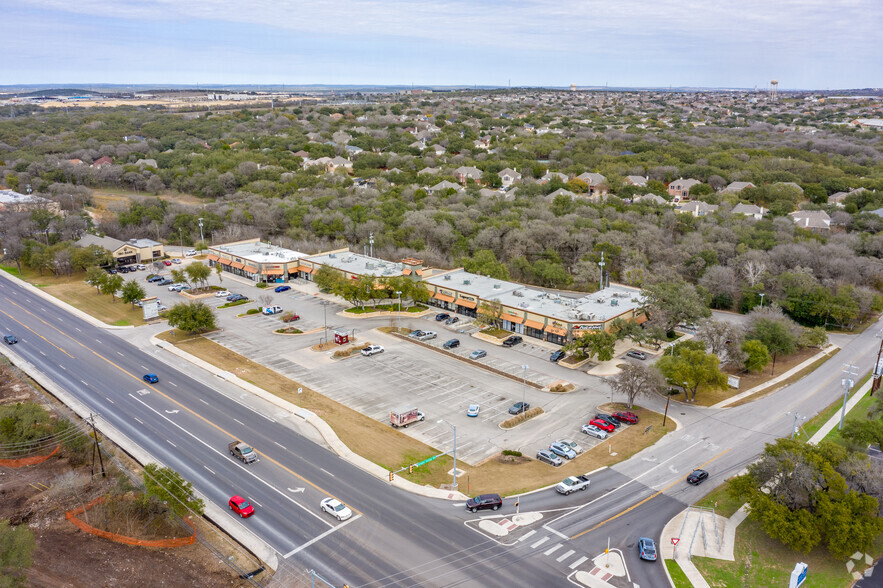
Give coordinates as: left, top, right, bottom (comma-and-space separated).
143, 273, 624, 465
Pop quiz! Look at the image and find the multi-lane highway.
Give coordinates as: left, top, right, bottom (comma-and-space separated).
1, 271, 880, 588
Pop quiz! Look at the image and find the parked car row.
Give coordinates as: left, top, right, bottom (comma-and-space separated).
108, 264, 146, 274
580, 411, 639, 440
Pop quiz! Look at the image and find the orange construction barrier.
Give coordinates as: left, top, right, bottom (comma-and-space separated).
0, 445, 60, 467
66, 496, 196, 547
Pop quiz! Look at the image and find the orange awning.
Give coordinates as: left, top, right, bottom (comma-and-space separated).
501, 312, 524, 324
262, 269, 283, 275
545, 325, 568, 336
434, 292, 455, 303
297, 265, 313, 274
524, 319, 544, 330
401, 268, 412, 275
415, 269, 424, 276
230, 261, 244, 269
206, 254, 219, 262
456, 299, 477, 309
243, 265, 258, 273
635, 313, 648, 325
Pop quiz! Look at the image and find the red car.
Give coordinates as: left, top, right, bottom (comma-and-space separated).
163, 260, 173, 266
613, 411, 639, 424
229, 495, 255, 518
282, 313, 300, 323
589, 418, 615, 433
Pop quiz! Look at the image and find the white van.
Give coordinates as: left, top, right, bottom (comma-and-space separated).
262, 305, 283, 315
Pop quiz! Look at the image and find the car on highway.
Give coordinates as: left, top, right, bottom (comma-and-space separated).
445, 316, 459, 325
536, 449, 563, 467
443, 339, 460, 350
435, 312, 450, 322
185, 249, 197, 256
589, 418, 615, 433
626, 350, 647, 360
361, 345, 384, 356
638, 537, 657, 561
581, 423, 608, 439
465, 494, 502, 513
612, 411, 639, 424
469, 349, 487, 360
229, 495, 255, 518
549, 442, 576, 460
687, 469, 709, 485
320, 497, 353, 521
558, 438, 583, 454
274, 285, 291, 293
549, 350, 566, 362
226, 294, 247, 302
466, 404, 480, 417
594, 414, 620, 428
163, 260, 172, 266
508, 401, 530, 415
3, 335, 18, 345
142, 373, 159, 384
215, 290, 231, 297
502, 335, 523, 347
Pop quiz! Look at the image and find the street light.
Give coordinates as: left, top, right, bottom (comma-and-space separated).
321, 300, 329, 345
521, 364, 529, 408
179, 228, 184, 257
759, 292, 765, 308
786, 411, 807, 440
437, 419, 457, 490
395, 290, 402, 332
198, 217, 205, 248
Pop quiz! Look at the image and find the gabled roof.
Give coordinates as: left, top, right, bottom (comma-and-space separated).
721, 181, 756, 193
576, 172, 607, 185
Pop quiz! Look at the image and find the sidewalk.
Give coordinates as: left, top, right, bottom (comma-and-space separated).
660, 374, 874, 587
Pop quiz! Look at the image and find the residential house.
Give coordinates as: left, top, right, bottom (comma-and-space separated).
91, 156, 113, 168
417, 167, 441, 176
543, 188, 578, 202
538, 172, 568, 185
731, 203, 766, 220
303, 156, 332, 170
67, 158, 84, 166
409, 140, 426, 151
134, 158, 158, 169
666, 178, 701, 200
576, 172, 608, 196
431, 144, 446, 156
0, 189, 60, 213
721, 181, 756, 194
625, 175, 648, 187
789, 210, 831, 232
455, 166, 483, 184
829, 187, 866, 207
675, 201, 719, 217
498, 168, 521, 187
427, 181, 463, 195
327, 157, 353, 173
633, 193, 667, 205
291, 150, 310, 160
774, 182, 804, 194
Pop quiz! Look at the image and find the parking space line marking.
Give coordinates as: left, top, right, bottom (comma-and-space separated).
570, 556, 588, 569
531, 537, 550, 549
556, 549, 575, 562
544, 544, 562, 556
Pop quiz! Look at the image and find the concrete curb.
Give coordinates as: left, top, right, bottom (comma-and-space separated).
152, 334, 470, 501
0, 268, 134, 330
0, 344, 279, 571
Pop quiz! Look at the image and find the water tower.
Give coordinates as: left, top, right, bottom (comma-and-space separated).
770, 79, 778, 102
570, 83, 576, 92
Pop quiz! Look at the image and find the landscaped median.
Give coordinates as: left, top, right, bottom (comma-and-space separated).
156, 330, 671, 497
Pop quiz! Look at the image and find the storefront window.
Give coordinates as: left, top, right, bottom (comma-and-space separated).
456, 305, 477, 318
545, 333, 567, 346
524, 326, 544, 340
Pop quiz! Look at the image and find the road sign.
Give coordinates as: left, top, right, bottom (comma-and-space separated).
644, 425, 653, 434
671, 538, 680, 545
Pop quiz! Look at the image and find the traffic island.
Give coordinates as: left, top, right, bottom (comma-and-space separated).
569, 549, 629, 587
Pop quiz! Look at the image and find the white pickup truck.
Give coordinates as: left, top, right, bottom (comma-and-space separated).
556, 475, 590, 495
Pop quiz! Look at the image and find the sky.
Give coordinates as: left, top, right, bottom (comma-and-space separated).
1, 0, 880, 89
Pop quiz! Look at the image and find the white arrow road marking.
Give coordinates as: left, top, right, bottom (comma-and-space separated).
128, 393, 334, 528
165, 410, 179, 414
288, 488, 305, 493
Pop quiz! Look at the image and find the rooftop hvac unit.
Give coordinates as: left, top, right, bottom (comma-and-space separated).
519, 302, 530, 309
493, 283, 501, 289
329, 253, 336, 258
365, 262, 374, 269
513, 290, 523, 297
610, 299, 619, 306
443, 275, 451, 280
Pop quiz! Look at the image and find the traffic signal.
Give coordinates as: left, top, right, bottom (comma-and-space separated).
409, 465, 414, 474
389, 471, 394, 482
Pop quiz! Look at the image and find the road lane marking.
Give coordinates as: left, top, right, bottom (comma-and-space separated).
117, 352, 124, 357
105, 397, 114, 404
570, 556, 588, 569
39, 350, 46, 356
519, 530, 537, 542
169, 382, 177, 387
80, 380, 88, 386
129, 394, 337, 528
134, 418, 144, 424
556, 549, 574, 562
274, 442, 286, 450
544, 544, 562, 556
59, 365, 66, 370
282, 515, 361, 558
320, 468, 335, 477
167, 440, 177, 447
204, 466, 215, 475
249, 498, 262, 507
569, 448, 732, 540
234, 418, 245, 426
198, 398, 209, 405
531, 537, 550, 549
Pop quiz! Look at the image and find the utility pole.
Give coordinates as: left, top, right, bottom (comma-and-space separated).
89, 413, 106, 479
598, 252, 605, 292
871, 328, 883, 396
839, 364, 859, 430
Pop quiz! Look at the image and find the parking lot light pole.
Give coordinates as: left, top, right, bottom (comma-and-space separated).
437, 419, 457, 490
521, 364, 529, 408
198, 217, 205, 247
321, 301, 329, 345
395, 290, 402, 332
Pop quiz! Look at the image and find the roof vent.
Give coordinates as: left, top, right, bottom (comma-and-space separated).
443, 275, 451, 281
493, 283, 501, 289
329, 253, 336, 258
463, 279, 471, 285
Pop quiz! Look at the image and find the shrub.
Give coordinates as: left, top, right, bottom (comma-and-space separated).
500, 407, 544, 429
256, 282, 267, 289
246, 308, 260, 315
502, 450, 522, 457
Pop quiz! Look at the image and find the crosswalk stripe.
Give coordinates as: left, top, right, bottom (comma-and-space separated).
530, 536, 550, 549
519, 530, 537, 542
569, 556, 588, 569
556, 549, 575, 562
544, 544, 562, 556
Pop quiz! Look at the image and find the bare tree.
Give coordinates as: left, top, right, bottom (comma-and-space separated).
695, 319, 743, 357
739, 254, 767, 288
608, 364, 665, 408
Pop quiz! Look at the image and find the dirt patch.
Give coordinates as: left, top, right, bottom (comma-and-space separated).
493, 454, 532, 466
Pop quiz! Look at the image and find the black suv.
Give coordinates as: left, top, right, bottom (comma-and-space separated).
550, 350, 566, 362
465, 494, 502, 513
443, 339, 460, 350
502, 335, 523, 347
435, 313, 450, 322
593, 413, 620, 429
